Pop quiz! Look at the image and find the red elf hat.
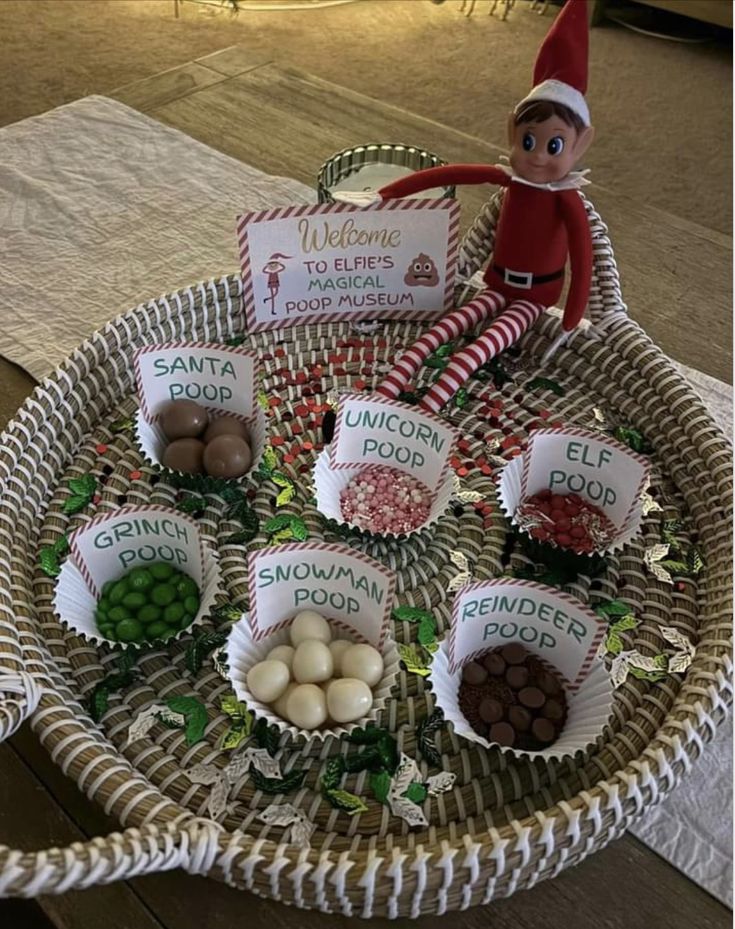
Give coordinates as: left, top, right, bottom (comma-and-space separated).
515, 0, 591, 127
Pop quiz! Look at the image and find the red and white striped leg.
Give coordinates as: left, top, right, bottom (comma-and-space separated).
376, 291, 504, 399
420, 300, 545, 412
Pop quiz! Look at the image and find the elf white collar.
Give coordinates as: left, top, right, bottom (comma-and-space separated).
496, 161, 591, 192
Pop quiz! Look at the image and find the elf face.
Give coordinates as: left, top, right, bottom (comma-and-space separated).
508, 114, 594, 185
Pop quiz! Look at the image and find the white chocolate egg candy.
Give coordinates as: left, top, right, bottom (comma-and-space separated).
292, 640, 334, 684
266, 644, 296, 672
340, 643, 384, 688
286, 683, 328, 730
272, 681, 298, 720
290, 610, 332, 646
246, 659, 290, 704
327, 677, 373, 724
328, 639, 352, 677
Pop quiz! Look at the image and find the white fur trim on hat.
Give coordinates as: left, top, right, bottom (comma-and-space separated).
515, 79, 590, 127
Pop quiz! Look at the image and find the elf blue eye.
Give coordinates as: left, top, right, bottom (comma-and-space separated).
547, 136, 565, 156
522, 133, 536, 152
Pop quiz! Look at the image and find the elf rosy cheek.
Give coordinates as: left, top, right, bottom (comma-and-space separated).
404, 253, 439, 287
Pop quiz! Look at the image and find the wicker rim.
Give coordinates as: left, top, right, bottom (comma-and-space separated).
0, 193, 731, 911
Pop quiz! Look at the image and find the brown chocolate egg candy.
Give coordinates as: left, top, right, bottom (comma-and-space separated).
203, 415, 251, 444
160, 400, 209, 440
162, 438, 205, 474
203, 434, 253, 479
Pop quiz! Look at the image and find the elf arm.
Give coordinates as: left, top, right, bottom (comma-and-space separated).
378, 164, 512, 200
558, 190, 593, 331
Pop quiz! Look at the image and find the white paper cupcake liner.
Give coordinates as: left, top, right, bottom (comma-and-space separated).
431, 638, 614, 762
225, 615, 401, 742
312, 449, 455, 540
497, 452, 644, 557
53, 540, 222, 649
135, 405, 267, 482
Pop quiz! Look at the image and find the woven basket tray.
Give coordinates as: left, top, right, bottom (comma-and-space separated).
0, 193, 731, 914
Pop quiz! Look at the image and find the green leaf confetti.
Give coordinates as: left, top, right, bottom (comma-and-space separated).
611, 425, 652, 455
250, 767, 306, 795
343, 747, 383, 774
369, 770, 392, 805
219, 695, 253, 750
392, 605, 435, 625
397, 642, 434, 677
109, 416, 134, 434
595, 600, 634, 620
39, 547, 62, 578
453, 387, 469, 409
63, 493, 92, 515
417, 615, 437, 647
323, 788, 368, 816
165, 696, 208, 745
527, 376, 565, 396
175, 495, 207, 515
253, 717, 281, 756
69, 475, 97, 496
321, 756, 346, 791
210, 602, 243, 625
404, 782, 428, 805
87, 651, 140, 722
345, 726, 383, 746
416, 708, 444, 767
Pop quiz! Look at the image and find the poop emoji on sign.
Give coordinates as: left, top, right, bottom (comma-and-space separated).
404, 253, 439, 287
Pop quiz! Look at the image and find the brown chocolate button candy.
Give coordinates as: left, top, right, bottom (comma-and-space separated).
488, 722, 516, 747
531, 717, 557, 744
538, 670, 562, 696
483, 652, 506, 676
203, 415, 251, 444
518, 686, 545, 709
203, 434, 253, 478
542, 698, 565, 721
505, 665, 529, 690
479, 697, 503, 724
161, 437, 205, 474
508, 705, 532, 732
501, 643, 528, 665
160, 400, 209, 440
461, 661, 488, 686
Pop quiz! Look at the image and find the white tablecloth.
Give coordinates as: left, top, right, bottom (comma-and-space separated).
0, 95, 730, 905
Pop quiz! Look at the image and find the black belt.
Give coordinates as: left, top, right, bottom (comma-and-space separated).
492, 264, 564, 289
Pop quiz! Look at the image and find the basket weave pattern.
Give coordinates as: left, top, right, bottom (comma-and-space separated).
0, 194, 731, 913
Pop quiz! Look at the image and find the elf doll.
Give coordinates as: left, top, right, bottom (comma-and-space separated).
337, 0, 595, 412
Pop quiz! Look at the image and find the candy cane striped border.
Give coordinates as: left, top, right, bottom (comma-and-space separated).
447, 579, 607, 691
133, 342, 260, 424
326, 393, 459, 499
519, 427, 651, 539
246, 542, 396, 648
68, 505, 205, 598
236, 198, 461, 332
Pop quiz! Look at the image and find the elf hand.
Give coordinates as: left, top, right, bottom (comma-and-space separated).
331, 190, 383, 207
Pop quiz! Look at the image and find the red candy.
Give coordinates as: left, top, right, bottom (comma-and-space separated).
516, 490, 616, 554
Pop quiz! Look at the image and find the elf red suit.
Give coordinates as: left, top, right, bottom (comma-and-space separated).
338, 0, 595, 412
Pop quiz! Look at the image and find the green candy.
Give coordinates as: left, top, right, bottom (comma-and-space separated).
146, 620, 173, 640
179, 613, 195, 630
183, 594, 200, 616
150, 563, 174, 581
116, 618, 143, 642
175, 575, 198, 600
128, 568, 154, 592
164, 602, 185, 625
98, 596, 110, 614
101, 581, 115, 597
98, 623, 115, 638
138, 604, 162, 625
108, 606, 130, 624
151, 584, 176, 607
122, 592, 146, 610
108, 580, 129, 605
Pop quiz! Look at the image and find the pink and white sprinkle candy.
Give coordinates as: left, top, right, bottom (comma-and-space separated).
340, 466, 432, 535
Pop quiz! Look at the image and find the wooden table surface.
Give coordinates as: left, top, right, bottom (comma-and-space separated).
0, 47, 731, 929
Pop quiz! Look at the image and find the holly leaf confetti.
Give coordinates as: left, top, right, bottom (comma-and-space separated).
323, 788, 368, 816
527, 376, 565, 396
392, 605, 435, 625
345, 726, 383, 745
110, 416, 134, 434
69, 474, 97, 496
320, 756, 346, 791
184, 630, 228, 674
63, 493, 93, 515
454, 387, 469, 409
175, 495, 207, 515
343, 747, 383, 773
252, 716, 281, 756
165, 695, 208, 745
611, 425, 652, 455
416, 708, 444, 766
397, 642, 434, 677
404, 782, 428, 805
595, 600, 634, 620
250, 767, 306, 795
369, 770, 392, 805
224, 334, 247, 347
87, 651, 140, 722
417, 615, 437, 647
210, 601, 243, 625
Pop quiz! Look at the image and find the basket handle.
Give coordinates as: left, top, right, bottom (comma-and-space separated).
0, 672, 42, 742
0, 819, 225, 897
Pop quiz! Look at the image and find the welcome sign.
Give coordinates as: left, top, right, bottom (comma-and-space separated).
236, 199, 460, 331
329, 393, 459, 494
247, 543, 395, 648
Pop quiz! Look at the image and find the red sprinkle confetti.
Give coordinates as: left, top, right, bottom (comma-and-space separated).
270, 436, 285, 446
96, 444, 108, 454
291, 423, 304, 435
129, 470, 142, 481
294, 404, 309, 417
457, 466, 469, 478
92, 495, 102, 505
268, 397, 282, 408
354, 379, 366, 390
302, 441, 314, 451
283, 454, 296, 464
539, 409, 551, 420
